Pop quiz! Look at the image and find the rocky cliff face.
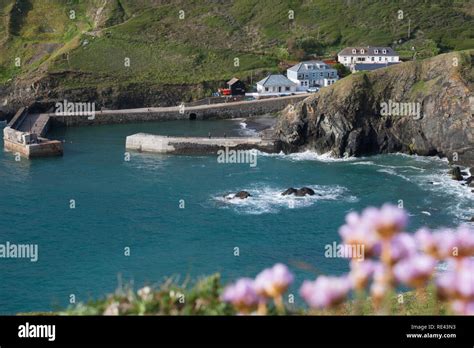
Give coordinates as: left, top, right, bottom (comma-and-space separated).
274, 51, 474, 166
0, 73, 218, 120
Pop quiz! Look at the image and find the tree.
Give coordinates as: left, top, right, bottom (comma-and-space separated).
333, 63, 351, 78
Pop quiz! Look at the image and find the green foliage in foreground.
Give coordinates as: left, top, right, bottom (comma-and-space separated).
55, 274, 448, 316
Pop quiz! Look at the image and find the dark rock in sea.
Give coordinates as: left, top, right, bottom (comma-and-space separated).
449, 167, 463, 181
281, 188, 298, 196
461, 171, 468, 176
466, 176, 474, 187
295, 187, 316, 196
234, 191, 252, 199
272, 51, 473, 167
281, 187, 316, 196
470, 217, 474, 222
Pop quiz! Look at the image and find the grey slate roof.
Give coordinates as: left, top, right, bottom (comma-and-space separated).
339, 46, 398, 57
353, 63, 399, 71
257, 74, 297, 87
287, 60, 331, 72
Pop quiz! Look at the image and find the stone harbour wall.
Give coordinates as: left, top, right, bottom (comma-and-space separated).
48, 95, 309, 127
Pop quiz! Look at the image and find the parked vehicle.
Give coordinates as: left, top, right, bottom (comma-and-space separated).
218, 88, 232, 96
307, 87, 320, 93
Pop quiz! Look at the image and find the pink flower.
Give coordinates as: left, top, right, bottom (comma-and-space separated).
456, 259, 474, 300
350, 260, 376, 290
453, 225, 474, 257
339, 213, 379, 256
374, 232, 417, 264
416, 226, 474, 259
450, 300, 474, 315
300, 276, 351, 309
361, 204, 408, 239
339, 205, 408, 253
254, 263, 294, 298
436, 259, 474, 302
414, 228, 438, 256
393, 254, 436, 288
222, 278, 261, 313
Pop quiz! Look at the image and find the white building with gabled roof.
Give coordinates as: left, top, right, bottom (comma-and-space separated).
256, 74, 297, 94
286, 61, 339, 91
338, 46, 400, 67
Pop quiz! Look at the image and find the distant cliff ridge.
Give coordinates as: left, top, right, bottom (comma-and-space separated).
274, 51, 474, 166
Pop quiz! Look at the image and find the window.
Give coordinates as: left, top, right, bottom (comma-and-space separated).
352, 49, 356, 54
382, 49, 387, 54
265, 87, 269, 92
371, 57, 375, 62
344, 57, 348, 61
286, 87, 290, 91
361, 49, 365, 54
374, 49, 379, 54
379, 57, 382, 61
320, 72, 323, 76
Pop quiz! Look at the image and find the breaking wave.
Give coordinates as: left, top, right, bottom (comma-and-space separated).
214, 184, 358, 215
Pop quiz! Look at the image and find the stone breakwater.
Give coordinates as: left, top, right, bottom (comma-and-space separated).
125, 134, 276, 155
3, 107, 62, 158
48, 95, 309, 127
4, 95, 307, 158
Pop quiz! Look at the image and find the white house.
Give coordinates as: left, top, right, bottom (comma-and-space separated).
256, 74, 297, 94
287, 61, 339, 91
337, 47, 400, 67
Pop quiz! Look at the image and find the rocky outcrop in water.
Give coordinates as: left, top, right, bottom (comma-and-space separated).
449, 167, 463, 181
273, 51, 474, 167
281, 187, 316, 196
224, 191, 252, 200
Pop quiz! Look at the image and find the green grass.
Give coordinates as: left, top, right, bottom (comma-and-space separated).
56, 274, 449, 316
0, 0, 473, 88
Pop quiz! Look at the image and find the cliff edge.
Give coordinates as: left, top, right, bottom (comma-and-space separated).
274, 51, 474, 166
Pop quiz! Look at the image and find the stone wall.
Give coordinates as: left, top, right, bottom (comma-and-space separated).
49, 95, 309, 127
3, 126, 63, 158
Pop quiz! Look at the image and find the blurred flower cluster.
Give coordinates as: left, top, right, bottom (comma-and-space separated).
222, 263, 294, 314
222, 204, 474, 315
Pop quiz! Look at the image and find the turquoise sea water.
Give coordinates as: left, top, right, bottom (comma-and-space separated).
0, 119, 472, 314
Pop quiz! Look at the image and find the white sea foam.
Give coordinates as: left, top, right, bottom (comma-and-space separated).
257, 150, 357, 162
352, 154, 472, 223
237, 121, 259, 136
391, 152, 449, 164
376, 168, 412, 181
214, 184, 357, 215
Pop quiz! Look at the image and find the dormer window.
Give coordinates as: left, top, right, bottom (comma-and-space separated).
374, 49, 379, 54
360, 49, 365, 54
382, 49, 387, 54
352, 49, 356, 54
